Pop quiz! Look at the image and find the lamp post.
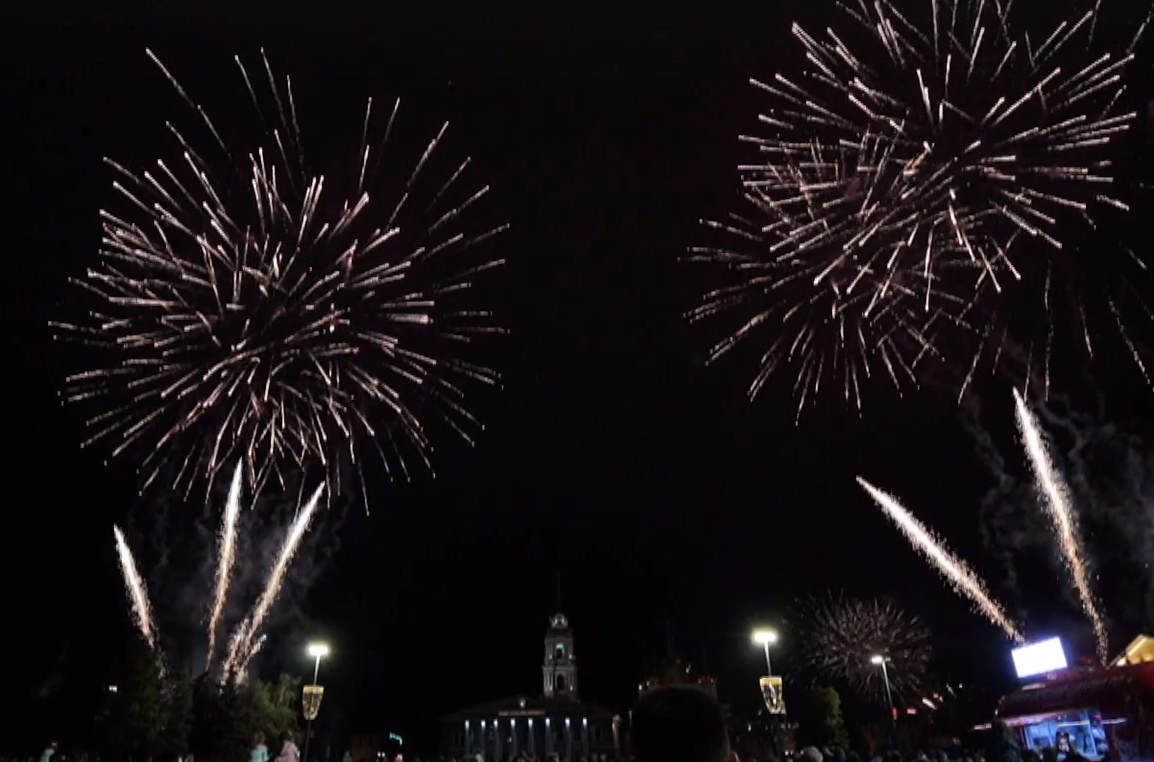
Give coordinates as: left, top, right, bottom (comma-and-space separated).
870, 655, 894, 719
303, 642, 330, 762
752, 629, 778, 675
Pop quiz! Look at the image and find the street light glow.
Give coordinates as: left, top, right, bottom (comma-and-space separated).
752, 629, 778, 646
308, 642, 331, 658
870, 654, 885, 664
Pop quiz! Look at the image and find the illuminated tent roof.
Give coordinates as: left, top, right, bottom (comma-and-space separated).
1113, 634, 1154, 667
996, 660, 1154, 721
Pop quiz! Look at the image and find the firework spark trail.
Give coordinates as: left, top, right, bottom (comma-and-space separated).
225, 481, 325, 676
857, 477, 1023, 640
1012, 389, 1109, 661
206, 462, 245, 665
113, 525, 157, 650
235, 634, 267, 685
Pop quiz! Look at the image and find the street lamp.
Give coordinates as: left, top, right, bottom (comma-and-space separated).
307, 642, 330, 684
752, 629, 779, 675
303, 643, 330, 762
870, 655, 894, 718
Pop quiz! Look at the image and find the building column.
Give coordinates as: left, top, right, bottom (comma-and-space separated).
581, 717, 589, 758
565, 718, 573, 760
511, 718, 519, 758
528, 719, 536, 756
545, 718, 553, 756
495, 718, 504, 762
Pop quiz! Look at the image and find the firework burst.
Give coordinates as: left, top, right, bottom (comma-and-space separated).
705, 0, 1150, 406
793, 595, 932, 702
53, 50, 507, 500
689, 136, 965, 414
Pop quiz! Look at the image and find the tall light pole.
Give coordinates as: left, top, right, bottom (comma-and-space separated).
870, 655, 894, 719
752, 629, 778, 675
304, 642, 330, 762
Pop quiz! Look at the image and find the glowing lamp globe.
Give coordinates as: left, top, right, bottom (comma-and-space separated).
752, 629, 778, 646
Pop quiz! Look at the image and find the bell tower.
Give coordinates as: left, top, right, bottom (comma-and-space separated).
542, 612, 578, 698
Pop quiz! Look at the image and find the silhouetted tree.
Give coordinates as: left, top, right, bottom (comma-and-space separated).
97, 636, 166, 759
986, 720, 1024, 762
790, 684, 850, 747
190, 673, 301, 760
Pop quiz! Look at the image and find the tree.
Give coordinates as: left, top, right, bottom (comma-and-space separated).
791, 684, 850, 748
190, 673, 302, 760
986, 721, 1024, 762
99, 635, 301, 762
98, 636, 167, 759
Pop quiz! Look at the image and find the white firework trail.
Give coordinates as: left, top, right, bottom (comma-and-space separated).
235, 634, 267, 685
1012, 389, 1109, 662
113, 525, 158, 650
225, 481, 326, 677
206, 462, 245, 666
857, 477, 1023, 640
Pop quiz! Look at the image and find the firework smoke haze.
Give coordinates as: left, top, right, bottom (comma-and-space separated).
1012, 389, 1110, 661
857, 477, 1023, 640
206, 462, 244, 664
53, 50, 507, 501
721, 0, 1150, 403
226, 480, 325, 676
113, 525, 157, 649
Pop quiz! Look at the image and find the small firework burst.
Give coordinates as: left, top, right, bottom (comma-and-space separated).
793, 595, 933, 702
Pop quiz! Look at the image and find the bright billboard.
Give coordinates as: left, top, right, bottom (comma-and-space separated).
1011, 637, 1067, 679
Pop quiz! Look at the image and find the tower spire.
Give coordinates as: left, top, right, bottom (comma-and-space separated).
555, 569, 562, 612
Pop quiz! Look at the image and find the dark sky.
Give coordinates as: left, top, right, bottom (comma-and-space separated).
5, 1, 1149, 750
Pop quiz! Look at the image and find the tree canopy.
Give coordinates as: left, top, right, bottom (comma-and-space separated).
98, 637, 301, 761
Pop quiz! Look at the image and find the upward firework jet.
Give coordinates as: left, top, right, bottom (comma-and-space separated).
206, 462, 244, 665
857, 477, 1023, 640
703, 0, 1150, 407
112, 465, 323, 680
225, 481, 325, 677
1013, 389, 1109, 661
54, 49, 507, 501
794, 595, 932, 702
113, 525, 157, 650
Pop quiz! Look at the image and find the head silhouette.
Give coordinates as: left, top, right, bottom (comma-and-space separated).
631, 686, 735, 762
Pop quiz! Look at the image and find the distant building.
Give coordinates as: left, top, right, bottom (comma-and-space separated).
441, 613, 617, 760
638, 656, 719, 700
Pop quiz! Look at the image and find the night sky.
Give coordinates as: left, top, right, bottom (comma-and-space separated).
5, 2, 1152, 751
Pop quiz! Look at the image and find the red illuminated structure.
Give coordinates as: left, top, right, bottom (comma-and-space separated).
995, 637, 1154, 760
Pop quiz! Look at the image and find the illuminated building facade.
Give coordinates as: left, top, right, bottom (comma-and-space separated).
441, 612, 616, 761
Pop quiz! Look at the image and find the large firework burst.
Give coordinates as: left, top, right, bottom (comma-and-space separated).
698, 0, 1150, 408
689, 136, 964, 414
793, 595, 933, 702
53, 50, 507, 499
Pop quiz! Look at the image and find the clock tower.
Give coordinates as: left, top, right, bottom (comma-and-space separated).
542, 612, 578, 698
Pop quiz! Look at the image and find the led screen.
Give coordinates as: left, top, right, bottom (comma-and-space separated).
1012, 637, 1068, 679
